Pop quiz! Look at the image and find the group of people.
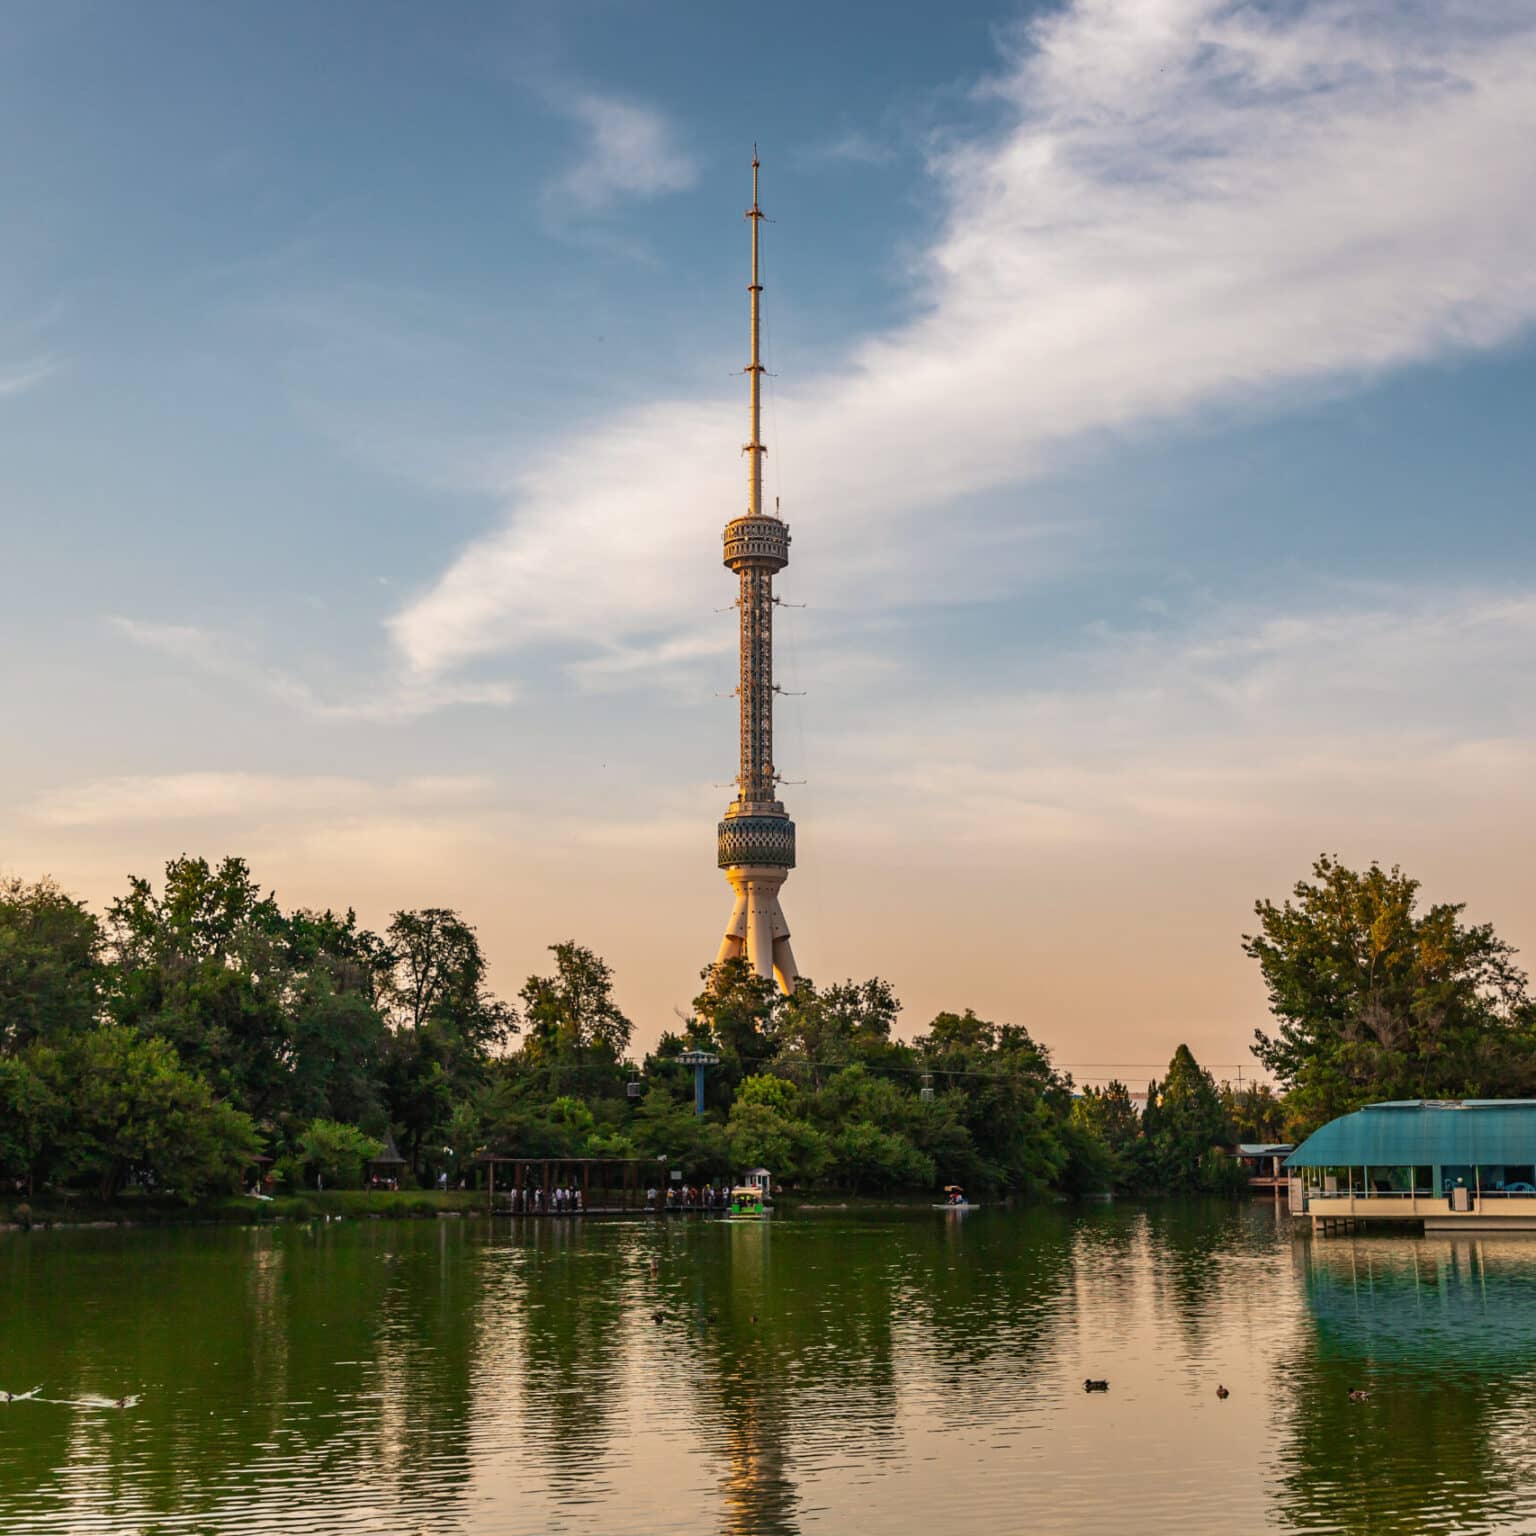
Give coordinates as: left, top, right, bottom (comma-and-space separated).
507, 1186, 584, 1215
644, 1184, 736, 1211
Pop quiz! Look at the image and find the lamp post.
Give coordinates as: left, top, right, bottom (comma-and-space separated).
678, 1050, 721, 1117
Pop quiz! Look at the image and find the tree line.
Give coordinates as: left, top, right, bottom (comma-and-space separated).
1, 851, 1524, 1207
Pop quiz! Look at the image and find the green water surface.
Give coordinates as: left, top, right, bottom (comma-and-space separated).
3, 1202, 1535, 1534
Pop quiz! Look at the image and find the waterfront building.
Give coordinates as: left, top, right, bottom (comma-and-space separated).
1287, 1100, 1536, 1231
713, 153, 799, 994
1236, 1142, 1293, 1192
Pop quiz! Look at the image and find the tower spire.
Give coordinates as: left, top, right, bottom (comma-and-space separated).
715, 149, 798, 995
746, 143, 765, 521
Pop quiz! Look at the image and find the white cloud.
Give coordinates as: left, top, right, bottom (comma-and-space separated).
393, 0, 1536, 678
544, 91, 698, 221
109, 617, 516, 721
30, 772, 493, 829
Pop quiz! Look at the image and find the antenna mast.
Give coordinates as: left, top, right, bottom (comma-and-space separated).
746, 144, 765, 521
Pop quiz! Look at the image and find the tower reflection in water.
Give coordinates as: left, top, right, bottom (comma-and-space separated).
703, 1221, 798, 1536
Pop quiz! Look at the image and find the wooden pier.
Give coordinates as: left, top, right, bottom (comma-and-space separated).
477, 1156, 678, 1217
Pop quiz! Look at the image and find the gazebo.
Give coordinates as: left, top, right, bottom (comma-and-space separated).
367, 1132, 407, 1190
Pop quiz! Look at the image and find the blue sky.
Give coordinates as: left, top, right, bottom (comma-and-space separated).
5, 0, 1536, 1075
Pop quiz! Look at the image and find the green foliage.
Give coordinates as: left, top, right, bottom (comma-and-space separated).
0, 1051, 64, 1192
1222, 1081, 1286, 1143
2, 850, 1308, 1209
0, 877, 104, 1053
379, 907, 518, 1170
773, 977, 902, 1086
1150, 1045, 1230, 1192
297, 1120, 383, 1190
735, 1073, 800, 1114
830, 1121, 933, 1191
1246, 855, 1534, 1133
914, 1013, 1071, 1195
53, 1025, 260, 1201
1072, 1080, 1145, 1191
520, 942, 631, 1061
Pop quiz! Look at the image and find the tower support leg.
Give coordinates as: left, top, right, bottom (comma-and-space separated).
718, 864, 796, 994
716, 888, 747, 967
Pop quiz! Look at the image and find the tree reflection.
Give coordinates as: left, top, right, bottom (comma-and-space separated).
1272, 1234, 1536, 1534
0, 1222, 484, 1533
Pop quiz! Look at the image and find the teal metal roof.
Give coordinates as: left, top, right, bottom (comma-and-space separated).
1285, 1101, 1536, 1168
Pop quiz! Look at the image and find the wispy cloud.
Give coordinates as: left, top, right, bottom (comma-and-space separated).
543, 89, 698, 223
393, 0, 1536, 679
819, 581, 1536, 852
30, 772, 492, 829
809, 129, 899, 167
110, 617, 515, 722
0, 356, 58, 397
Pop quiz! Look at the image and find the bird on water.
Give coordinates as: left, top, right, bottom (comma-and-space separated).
1348, 1388, 1372, 1402
1084, 1379, 1109, 1393
1216, 1385, 1230, 1399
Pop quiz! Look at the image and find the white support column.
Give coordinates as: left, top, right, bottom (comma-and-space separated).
716, 888, 748, 966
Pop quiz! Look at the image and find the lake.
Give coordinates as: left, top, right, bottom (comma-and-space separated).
3, 1201, 1535, 1534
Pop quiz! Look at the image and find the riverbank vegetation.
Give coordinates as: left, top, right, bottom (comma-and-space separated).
3, 851, 1522, 1215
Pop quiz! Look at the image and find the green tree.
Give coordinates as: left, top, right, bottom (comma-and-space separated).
1150, 1045, 1230, 1191
913, 1013, 1072, 1194
693, 958, 780, 1069
382, 908, 517, 1170
106, 856, 292, 1118
519, 942, 632, 1062
0, 1051, 64, 1195
384, 908, 517, 1055
829, 1121, 933, 1192
735, 1073, 800, 1115
55, 1025, 260, 1201
297, 1119, 382, 1190
1245, 855, 1533, 1131
0, 877, 105, 1053
629, 1085, 730, 1178
775, 977, 903, 1086
1221, 1081, 1286, 1143
1072, 1080, 1144, 1190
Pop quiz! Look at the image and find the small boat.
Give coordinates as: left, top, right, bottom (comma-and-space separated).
934, 1185, 975, 1210
725, 1186, 766, 1219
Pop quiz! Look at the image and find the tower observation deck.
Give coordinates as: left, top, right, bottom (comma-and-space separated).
714, 151, 798, 994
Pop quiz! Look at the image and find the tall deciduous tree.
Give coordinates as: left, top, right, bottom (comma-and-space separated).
693, 958, 780, 1068
107, 857, 292, 1118
520, 942, 631, 1059
1246, 855, 1533, 1131
383, 909, 516, 1054
381, 908, 516, 1172
774, 977, 902, 1087
0, 877, 105, 1053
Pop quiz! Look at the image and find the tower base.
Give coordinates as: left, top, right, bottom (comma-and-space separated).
716, 864, 797, 994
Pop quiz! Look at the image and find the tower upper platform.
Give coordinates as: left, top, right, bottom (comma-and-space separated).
722, 514, 790, 572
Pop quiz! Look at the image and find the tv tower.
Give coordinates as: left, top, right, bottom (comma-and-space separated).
713, 150, 798, 994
